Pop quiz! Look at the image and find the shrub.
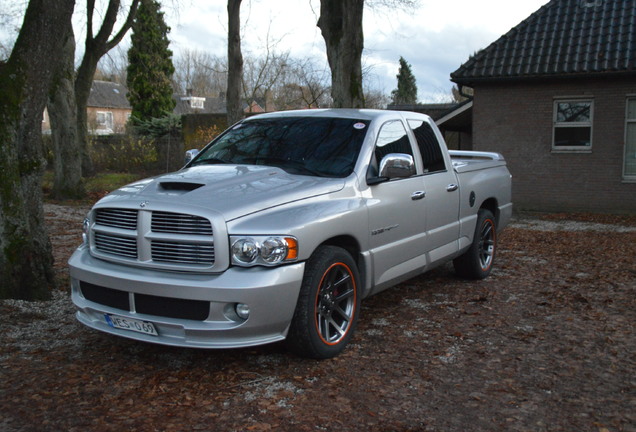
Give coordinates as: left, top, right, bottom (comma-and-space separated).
90, 135, 159, 173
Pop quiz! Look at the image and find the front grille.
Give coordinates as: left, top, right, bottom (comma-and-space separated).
91, 207, 217, 271
94, 232, 138, 259
80, 282, 210, 321
151, 241, 215, 265
152, 211, 212, 235
95, 208, 138, 230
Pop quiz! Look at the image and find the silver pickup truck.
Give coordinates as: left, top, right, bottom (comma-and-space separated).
69, 109, 512, 358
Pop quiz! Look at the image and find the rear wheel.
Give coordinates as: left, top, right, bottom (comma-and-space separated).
453, 209, 497, 280
286, 246, 360, 359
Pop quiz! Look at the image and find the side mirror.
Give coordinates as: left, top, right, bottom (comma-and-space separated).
379, 153, 415, 179
184, 149, 200, 164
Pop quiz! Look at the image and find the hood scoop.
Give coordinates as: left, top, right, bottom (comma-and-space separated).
158, 182, 205, 193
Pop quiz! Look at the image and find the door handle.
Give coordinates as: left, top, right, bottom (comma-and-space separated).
411, 191, 426, 200
446, 184, 459, 192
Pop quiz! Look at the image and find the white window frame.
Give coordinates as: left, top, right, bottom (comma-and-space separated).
190, 97, 205, 109
552, 98, 594, 153
96, 111, 113, 129
624, 96, 636, 182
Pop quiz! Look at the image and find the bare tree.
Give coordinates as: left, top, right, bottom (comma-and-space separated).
277, 57, 331, 109
74, 0, 140, 176
361, 60, 389, 109
0, 0, 75, 299
172, 49, 226, 96
226, 0, 243, 124
47, 28, 82, 199
242, 49, 290, 112
317, 0, 419, 108
46, 0, 140, 200
317, 0, 365, 108
95, 45, 129, 85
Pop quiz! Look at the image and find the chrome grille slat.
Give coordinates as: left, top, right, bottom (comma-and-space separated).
95, 209, 138, 230
94, 232, 138, 259
151, 211, 213, 235
151, 241, 215, 265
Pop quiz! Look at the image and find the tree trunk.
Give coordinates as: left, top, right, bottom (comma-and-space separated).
48, 28, 84, 199
318, 0, 365, 108
48, 0, 139, 178
0, 0, 75, 300
75, 50, 99, 177
226, 0, 244, 125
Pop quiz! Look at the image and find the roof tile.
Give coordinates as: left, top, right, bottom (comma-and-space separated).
451, 0, 636, 84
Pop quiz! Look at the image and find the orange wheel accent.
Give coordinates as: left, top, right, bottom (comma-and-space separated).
313, 262, 357, 345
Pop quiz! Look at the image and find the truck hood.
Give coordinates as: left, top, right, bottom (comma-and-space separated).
96, 165, 346, 221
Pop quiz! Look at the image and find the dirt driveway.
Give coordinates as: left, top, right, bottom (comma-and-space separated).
1, 205, 635, 432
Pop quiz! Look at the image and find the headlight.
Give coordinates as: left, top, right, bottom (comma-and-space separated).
231, 238, 259, 264
230, 235, 298, 267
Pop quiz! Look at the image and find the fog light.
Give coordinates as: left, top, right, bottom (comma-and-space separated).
235, 303, 250, 320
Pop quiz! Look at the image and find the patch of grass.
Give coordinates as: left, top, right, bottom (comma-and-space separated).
43, 171, 145, 204
84, 172, 145, 202
84, 172, 142, 194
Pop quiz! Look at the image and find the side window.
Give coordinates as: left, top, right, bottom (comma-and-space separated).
553, 99, 593, 151
408, 119, 446, 173
374, 120, 413, 164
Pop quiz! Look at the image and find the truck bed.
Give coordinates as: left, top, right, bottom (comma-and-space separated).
449, 150, 507, 173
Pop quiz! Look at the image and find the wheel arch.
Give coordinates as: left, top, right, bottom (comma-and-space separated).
479, 198, 499, 228
317, 235, 366, 291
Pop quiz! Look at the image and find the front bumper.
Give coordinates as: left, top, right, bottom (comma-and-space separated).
69, 246, 305, 349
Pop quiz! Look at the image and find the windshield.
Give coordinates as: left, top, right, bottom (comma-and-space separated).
191, 116, 370, 178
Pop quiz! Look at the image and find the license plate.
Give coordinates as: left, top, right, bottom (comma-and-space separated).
105, 314, 158, 336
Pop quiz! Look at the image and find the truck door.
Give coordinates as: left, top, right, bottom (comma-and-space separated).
366, 120, 428, 290
407, 119, 460, 264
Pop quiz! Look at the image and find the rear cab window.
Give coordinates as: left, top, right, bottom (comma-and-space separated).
408, 119, 447, 174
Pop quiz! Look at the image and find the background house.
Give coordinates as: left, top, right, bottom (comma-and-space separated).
86, 80, 132, 134
450, 0, 636, 213
388, 102, 473, 150
42, 80, 132, 135
173, 90, 226, 115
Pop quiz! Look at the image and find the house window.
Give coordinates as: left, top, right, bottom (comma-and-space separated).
553, 99, 593, 151
625, 98, 636, 180
96, 111, 113, 130
190, 98, 205, 109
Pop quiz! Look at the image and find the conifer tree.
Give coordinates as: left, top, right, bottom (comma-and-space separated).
127, 0, 176, 121
390, 56, 418, 105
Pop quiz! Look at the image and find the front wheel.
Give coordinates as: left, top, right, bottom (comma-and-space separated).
453, 209, 497, 280
286, 246, 361, 359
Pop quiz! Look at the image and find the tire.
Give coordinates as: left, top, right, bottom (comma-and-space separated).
286, 246, 361, 359
453, 209, 497, 280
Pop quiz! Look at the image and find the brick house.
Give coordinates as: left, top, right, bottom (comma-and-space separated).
86, 80, 132, 134
42, 80, 132, 135
450, 0, 636, 213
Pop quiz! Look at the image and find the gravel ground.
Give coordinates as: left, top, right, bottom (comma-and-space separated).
0, 204, 634, 431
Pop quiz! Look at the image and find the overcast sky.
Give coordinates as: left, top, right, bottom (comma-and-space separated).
0, 0, 551, 103
165, 0, 551, 102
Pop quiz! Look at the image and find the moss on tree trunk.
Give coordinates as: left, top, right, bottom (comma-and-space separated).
0, 0, 75, 300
